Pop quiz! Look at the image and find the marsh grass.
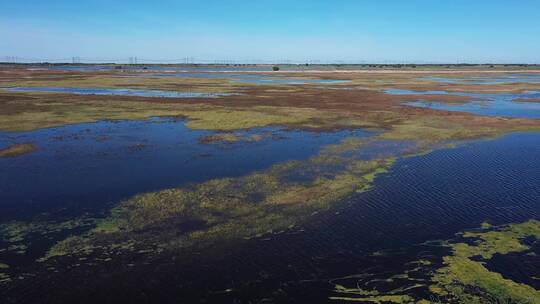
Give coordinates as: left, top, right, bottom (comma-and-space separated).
0, 143, 36, 157
40, 136, 399, 261
0, 217, 97, 255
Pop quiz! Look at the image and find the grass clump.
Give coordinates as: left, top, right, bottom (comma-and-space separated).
0, 143, 36, 157
199, 132, 266, 144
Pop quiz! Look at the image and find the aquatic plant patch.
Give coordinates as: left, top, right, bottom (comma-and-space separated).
330, 220, 540, 303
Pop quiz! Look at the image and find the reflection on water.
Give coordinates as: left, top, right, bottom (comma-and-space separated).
1, 87, 234, 98
420, 73, 540, 85
386, 88, 540, 118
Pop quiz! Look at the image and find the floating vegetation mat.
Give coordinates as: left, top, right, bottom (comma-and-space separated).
330, 220, 540, 303
36, 136, 407, 262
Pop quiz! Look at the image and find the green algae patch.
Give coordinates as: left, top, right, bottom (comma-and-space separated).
330, 267, 431, 303
0, 143, 37, 157
430, 220, 540, 304
41, 137, 400, 261
0, 272, 11, 284
0, 217, 97, 256
329, 295, 414, 303
331, 284, 416, 303
331, 220, 540, 303
38, 236, 96, 261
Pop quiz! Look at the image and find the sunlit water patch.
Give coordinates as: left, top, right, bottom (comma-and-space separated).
420, 73, 540, 85
386, 88, 540, 118
0, 87, 234, 98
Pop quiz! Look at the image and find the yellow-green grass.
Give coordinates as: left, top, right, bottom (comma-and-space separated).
0, 75, 240, 92
1, 92, 537, 150
431, 220, 540, 303
330, 220, 540, 303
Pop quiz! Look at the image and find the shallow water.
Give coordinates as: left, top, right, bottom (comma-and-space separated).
386, 88, 540, 118
161, 132, 539, 301
3, 131, 539, 303
420, 73, 540, 85
0, 118, 370, 221
1, 87, 233, 98
151, 72, 351, 85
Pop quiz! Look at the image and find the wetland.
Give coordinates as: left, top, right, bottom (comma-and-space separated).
0, 64, 539, 303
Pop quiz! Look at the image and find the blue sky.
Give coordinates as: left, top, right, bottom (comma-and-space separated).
1, 0, 539, 63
